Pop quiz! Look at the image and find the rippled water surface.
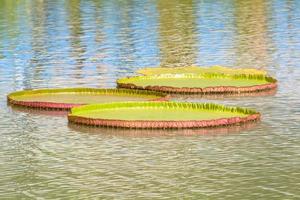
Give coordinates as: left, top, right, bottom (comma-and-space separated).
1, 0, 300, 199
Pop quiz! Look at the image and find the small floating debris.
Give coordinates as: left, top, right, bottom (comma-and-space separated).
117, 73, 277, 94
68, 101, 260, 129
137, 66, 267, 76
7, 88, 169, 110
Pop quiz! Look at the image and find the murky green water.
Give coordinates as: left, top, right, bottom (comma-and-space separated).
0, 0, 299, 199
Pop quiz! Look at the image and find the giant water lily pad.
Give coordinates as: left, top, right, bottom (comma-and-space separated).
7, 88, 169, 110
68, 101, 260, 129
117, 74, 277, 94
137, 66, 267, 76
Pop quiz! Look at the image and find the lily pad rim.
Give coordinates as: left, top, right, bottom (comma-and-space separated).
116, 73, 278, 94
70, 101, 259, 116
7, 87, 169, 98
7, 88, 170, 110
68, 101, 260, 129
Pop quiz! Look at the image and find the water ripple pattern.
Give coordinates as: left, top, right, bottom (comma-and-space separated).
0, 0, 299, 199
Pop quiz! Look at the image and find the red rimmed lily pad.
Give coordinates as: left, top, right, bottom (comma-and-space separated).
68, 101, 260, 129
117, 74, 277, 94
7, 88, 169, 110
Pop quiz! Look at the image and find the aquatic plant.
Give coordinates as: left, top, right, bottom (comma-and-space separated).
137, 65, 267, 76
7, 88, 169, 110
117, 73, 277, 94
68, 101, 260, 129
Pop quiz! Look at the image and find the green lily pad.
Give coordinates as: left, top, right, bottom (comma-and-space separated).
137, 66, 267, 76
117, 74, 277, 94
68, 101, 260, 129
7, 88, 168, 110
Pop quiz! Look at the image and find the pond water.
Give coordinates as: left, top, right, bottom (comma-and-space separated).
0, 0, 299, 199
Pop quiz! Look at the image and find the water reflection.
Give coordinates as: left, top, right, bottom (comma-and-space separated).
29, 0, 48, 88
0, 0, 21, 39
234, 0, 271, 68
195, 1, 236, 66
9, 105, 69, 117
0, 0, 300, 199
68, 122, 259, 137
90, 0, 109, 87
157, 0, 197, 67
66, 0, 86, 81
